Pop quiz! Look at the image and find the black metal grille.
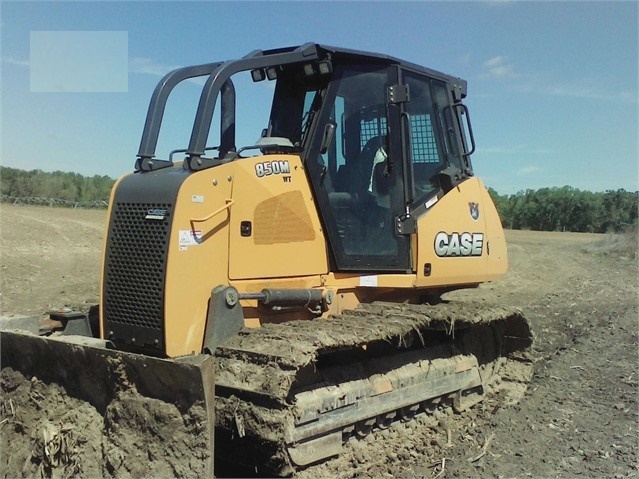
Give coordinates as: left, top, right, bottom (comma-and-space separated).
360, 117, 387, 149
103, 202, 172, 336
410, 114, 440, 163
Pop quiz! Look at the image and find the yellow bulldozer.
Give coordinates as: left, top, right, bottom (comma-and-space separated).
1, 43, 532, 477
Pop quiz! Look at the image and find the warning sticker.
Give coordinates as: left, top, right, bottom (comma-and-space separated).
359, 275, 378, 287
178, 229, 202, 248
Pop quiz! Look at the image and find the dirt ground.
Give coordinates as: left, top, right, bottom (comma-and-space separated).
0, 204, 637, 478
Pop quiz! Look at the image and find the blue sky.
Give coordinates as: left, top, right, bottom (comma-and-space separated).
1, 0, 637, 194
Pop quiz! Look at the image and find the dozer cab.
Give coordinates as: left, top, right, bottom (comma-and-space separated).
1, 43, 532, 477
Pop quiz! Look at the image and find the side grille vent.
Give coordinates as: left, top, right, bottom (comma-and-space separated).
253, 190, 316, 244
103, 202, 172, 347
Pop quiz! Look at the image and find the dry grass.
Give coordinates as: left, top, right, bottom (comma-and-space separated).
582, 224, 638, 259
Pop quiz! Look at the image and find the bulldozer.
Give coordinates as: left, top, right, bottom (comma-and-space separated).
0, 43, 532, 477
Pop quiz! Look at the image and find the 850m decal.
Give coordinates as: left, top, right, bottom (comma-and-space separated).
434, 232, 484, 257
255, 160, 290, 177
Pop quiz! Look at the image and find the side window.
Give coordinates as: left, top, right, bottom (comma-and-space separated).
433, 83, 461, 164
300, 90, 322, 146
403, 73, 446, 200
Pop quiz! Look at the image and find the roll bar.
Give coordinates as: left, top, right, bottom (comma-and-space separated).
137, 62, 223, 161
136, 43, 320, 172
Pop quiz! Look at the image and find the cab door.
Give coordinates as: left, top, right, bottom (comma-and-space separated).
304, 62, 411, 272
397, 67, 473, 212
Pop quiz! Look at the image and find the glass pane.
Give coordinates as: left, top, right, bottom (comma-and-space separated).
322, 66, 398, 257
268, 70, 326, 148
404, 72, 447, 200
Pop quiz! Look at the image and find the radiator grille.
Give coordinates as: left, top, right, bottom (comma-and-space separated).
104, 202, 172, 336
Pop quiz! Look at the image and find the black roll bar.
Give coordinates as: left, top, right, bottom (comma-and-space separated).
136, 42, 321, 171
186, 42, 319, 160
137, 62, 223, 160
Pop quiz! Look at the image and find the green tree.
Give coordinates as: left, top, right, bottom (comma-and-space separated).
0, 166, 115, 203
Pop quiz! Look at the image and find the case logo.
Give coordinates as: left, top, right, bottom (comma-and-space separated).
469, 202, 480, 221
145, 208, 167, 220
434, 232, 484, 257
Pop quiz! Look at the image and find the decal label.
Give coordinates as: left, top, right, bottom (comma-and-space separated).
424, 196, 439, 210
178, 229, 202, 249
255, 160, 291, 178
434, 232, 484, 257
359, 275, 378, 287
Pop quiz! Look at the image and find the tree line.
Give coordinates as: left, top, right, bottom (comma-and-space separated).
1, 166, 637, 233
488, 186, 638, 233
0, 167, 115, 203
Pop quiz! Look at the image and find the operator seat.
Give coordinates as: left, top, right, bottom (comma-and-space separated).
329, 135, 387, 250
333, 135, 384, 194
370, 155, 390, 208
358, 135, 385, 193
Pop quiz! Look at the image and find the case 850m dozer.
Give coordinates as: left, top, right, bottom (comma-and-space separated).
1, 43, 532, 477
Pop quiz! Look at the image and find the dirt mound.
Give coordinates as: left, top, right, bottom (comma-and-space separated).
1, 366, 211, 479
0, 332, 214, 479
1, 367, 103, 478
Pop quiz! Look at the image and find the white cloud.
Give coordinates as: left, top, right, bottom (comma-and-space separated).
129, 57, 179, 76
484, 56, 504, 68
30, 31, 128, 93
458, 52, 471, 66
129, 57, 211, 86
480, 56, 520, 79
619, 91, 638, 103
510, 73, 637, 104
478, 145, 524, 154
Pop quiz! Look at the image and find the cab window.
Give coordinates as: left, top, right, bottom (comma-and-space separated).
402, 72, 446, 201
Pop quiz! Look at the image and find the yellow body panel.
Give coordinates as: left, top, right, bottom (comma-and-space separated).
228, 155, 329, 280
163, 164, 234, 356
414, 177, 507, 287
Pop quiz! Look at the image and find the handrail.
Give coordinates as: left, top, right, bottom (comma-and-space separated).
190, 199, 234, 224
189, 199, 234, 244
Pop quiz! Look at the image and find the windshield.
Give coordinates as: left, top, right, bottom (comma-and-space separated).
265, 69, 327, 149
203, 67, 327, 160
